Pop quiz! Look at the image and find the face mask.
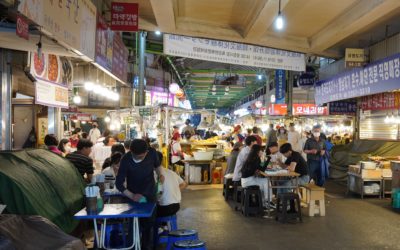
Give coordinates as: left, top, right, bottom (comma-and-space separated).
280, 130, 284, 133
313, 132, 320, 137
65, 146, 71, 152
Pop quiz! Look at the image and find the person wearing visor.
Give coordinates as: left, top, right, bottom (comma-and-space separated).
116, 139, 164, 250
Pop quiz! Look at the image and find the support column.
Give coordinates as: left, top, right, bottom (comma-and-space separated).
287, 71, 293, 116
138, 31, 147, 106
48, 107, 62, 139
0, 49, 12, 150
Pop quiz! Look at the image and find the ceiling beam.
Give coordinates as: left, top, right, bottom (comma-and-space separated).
149, 0, 176, 32
243, 0, 290, 39
311, 0, 400, 53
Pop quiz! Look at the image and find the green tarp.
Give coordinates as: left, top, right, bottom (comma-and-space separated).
0, 149, 85, 233
330, 140, 400, 180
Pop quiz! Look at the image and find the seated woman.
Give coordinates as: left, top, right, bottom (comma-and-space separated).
278, 143, 310, 193
102, 152, 123, 189
240, 144, 272, 207
58, 139, 71, 157
224, 142, 243, 179
44, 134, 62, 156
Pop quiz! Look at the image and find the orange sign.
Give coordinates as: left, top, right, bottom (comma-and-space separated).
268, 104, 287, 116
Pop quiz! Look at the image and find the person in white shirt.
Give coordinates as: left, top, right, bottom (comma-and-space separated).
287, 123, 301, 152
157, 167, 187, 217
266, 142, 285, 168
88, 122, 101, 144
232, 136, 258, 182
102, 152, 123, 189
170, 133, 183, 165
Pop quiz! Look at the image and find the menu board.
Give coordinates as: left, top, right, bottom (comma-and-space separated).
329, 101, 357, 115
112, 33, 128, 82
361, 92, 400, 110
268, 104, 288, 116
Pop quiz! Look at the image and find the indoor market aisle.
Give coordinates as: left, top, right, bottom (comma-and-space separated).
178, 182, 399, 250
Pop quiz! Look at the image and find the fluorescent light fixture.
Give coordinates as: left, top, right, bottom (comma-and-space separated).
84, 81, 94, 91
155, 30, 161, 35
104, 116, 111, 123
73, 95, 81, 104
257, 74, 263, 80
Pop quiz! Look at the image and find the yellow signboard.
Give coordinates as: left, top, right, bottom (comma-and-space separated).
345, 48, 365, 68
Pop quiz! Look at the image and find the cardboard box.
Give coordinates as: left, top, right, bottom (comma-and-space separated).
361, 169, 382, 179
382, 169, 393, 178
349, 165, 361, 174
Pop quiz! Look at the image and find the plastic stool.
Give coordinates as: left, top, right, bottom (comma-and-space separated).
233, 181, 242, 211
104, 223, 126, 248
241, 186, 263, 216
166, 229, 199, 250
173, 239, 207, 250
154, 215, 178, 244
276, 192, 302, 223
223, 178, 234, 201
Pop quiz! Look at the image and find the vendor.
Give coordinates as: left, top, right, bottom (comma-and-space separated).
69, 131, 79, 148
231, 125, 244, 143
182, 119, 195, 139
170, 133, 184, 165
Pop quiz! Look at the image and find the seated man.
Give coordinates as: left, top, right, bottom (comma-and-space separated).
279, 143, 310, 193
66, 139, 94, 183
266, 142, 285, 169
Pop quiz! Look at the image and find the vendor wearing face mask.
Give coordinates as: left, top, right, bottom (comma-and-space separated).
116, 139, 164, 249
303, 125, 326, 186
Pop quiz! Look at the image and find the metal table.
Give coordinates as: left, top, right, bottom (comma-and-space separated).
259, 171, 300, 218
347, 172, 382, 199
74, 202, 155, 250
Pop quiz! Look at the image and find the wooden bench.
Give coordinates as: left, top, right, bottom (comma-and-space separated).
300, 184, 326, 217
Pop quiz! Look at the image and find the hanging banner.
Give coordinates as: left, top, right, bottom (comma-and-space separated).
35, 80, 68, 108
315, 53, 400, 105
111, 2, 138, 32
345, 48, 365, 68
95, 14, 128, 83
298, 66, 316, 87
16, 14, 29, 40
329, 101, 357, 115
275, 69, 286, 104
164, 34, 306, 71
360, 92, 400, 110
18, 0, 97, 60
292, 104, 328, 116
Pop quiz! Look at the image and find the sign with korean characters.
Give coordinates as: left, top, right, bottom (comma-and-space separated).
18, 0, 97, 60
111, 2, 138, 32
345, 48, 365, 68
315, 53, 400, 105
164, 34, 306, 71
329, 101, 357, 115
275, 69, 286, 104
16, 14, 29, 40
292, 104, 328, 116
268, 104, 288, 116
360, 92, 400, 110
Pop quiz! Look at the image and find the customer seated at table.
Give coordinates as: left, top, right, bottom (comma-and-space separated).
232, 136, 258, 183
66, 139, 94, 183
224, 142, 243, 179
102, 143, 126, 170
44, 134, 63, 156
240, 144, 272, 207
266, 142, 285, 168
102, 152, 123, 188
58, 139, 72, 157
279, 143, 310, 193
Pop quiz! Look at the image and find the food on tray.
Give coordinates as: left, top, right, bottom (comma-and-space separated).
33, 52, 45, 76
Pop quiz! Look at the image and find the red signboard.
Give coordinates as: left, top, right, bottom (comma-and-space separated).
292, 104, 328, 116
111, 2, 139, 32
268, 104, 288, 116
361, 92, 400, 110
16, 14, 29, 40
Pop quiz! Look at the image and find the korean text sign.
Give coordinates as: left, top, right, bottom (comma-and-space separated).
111, 2, 138, 32
315, 53, 400, 105
164, 34, 306, 71
275, 69, 286, 104
329, 101, 357, 115
292, 104, 328, 116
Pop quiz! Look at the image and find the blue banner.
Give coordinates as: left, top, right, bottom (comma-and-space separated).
329, 101, 357, 115
275, 69, 286, 104
315, 53, 400, 105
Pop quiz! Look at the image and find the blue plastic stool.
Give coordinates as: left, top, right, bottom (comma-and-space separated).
104, 223, 126, 248
166, 229, 198, 250
154, 215, 178, 244
173, 240, 207, 250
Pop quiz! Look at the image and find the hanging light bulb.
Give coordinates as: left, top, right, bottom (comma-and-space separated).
73, 95, 81, 104
212, 91, 216, 95
274, 0, 285, 31
104, 116, 111, 123
225, 86, 230, 92
93, 84, 102, 94
212, 85, 216, 91
257, 74, 263, 80
155, 30, 162, 36
384, 115, 390, 123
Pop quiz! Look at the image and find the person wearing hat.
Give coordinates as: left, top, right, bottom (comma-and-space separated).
88, 122, 101, 144
225, 141, 243, 178
232, 125, 245, 143
288, 123, 301, 152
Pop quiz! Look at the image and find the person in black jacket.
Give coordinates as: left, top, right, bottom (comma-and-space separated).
241, 144, 272, 207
